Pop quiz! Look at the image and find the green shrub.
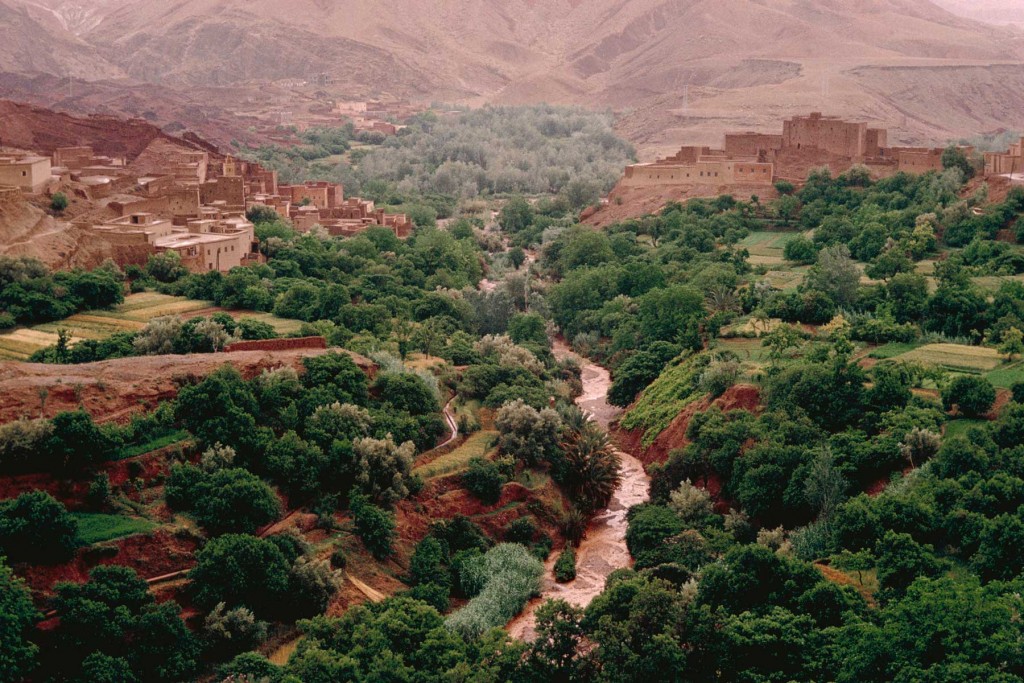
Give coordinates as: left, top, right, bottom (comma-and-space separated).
941, 375, 997, 418
554, 547, 577, 583
350, 493, 396, 559
504, 517, 537, 545
330, 546, 347, 569
50, 192, 69, 213
462, 457, 505, 505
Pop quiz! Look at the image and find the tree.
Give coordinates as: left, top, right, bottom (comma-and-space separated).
804, 446, 846, 519
203, 603, 268, 657
498, 196, 534, 233
0, 557, 38, 682
350, 493, 396, 559
409, 537, 450, 588
288, 557, 341, 616
353, 436, 415, 506
941, 375, 996, 418
53, 565, 198, 682
373, 372, 439, 416
495, 399, 562, 466
46, 409, 115, 472
189, 534, 291, 618
582, 574, 689, 682
805, 244, 860, 308
867, 362, 913, 413
564, 177, 601, 211
556, 424, 621, 514
972, 514, 1024, 581
190, 468, 282, 535
874, 531, 943, 600
145, 251, 187, 283
762, 323, 803, 364
838, 577, 1024, 682
301, 352, 369, 406
175, 366, 260, 453
999, 326, 1024, 361
0, 490, 78, 563
637, 285, 706, 347
783, 236, 818, 264
942, 145, 976, 180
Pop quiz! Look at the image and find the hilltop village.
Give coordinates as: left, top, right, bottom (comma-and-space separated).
587, 112, 1024, 225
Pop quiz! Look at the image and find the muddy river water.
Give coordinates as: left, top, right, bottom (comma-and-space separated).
506, 342, 650, 640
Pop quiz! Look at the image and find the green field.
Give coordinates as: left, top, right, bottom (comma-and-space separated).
0, 293, 304, 360
984, 361, 1024, 389
943, 419, 990, 439
73, 512, 157, 545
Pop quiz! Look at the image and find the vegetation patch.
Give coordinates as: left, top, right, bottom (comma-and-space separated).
620, 353, 706, 446
444, 543, 544, 639
72, 512, 157, 545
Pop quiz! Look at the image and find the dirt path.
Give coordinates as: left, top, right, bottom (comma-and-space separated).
345, 572, 387, 603
506, 341, 650, 641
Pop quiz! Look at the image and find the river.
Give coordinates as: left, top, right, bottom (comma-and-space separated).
506, 341, 650, 640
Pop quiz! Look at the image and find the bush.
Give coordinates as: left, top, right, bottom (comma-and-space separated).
287, 557, 341, 616
350, 494, 396, 559
444, 543, 544, 639
462, 457, 506, 505
409, 537, 451, 588
554, 547, 577, 583
330, 546, 347, 569
941, 375, 996, 418
504, 517, 537, 545
50, 192, 69, 213
203, 602, 268, 656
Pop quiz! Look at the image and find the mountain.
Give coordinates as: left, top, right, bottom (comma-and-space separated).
933, 1, 1024, 27
0, 0, 123, 80
1, 0, 1024, 154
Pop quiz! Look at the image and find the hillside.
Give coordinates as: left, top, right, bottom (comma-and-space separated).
1, 0, 1023, 153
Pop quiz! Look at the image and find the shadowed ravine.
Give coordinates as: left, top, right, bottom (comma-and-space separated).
506, 341, 650, 641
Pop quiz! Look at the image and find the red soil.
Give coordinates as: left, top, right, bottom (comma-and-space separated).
0, 444, 182, 507
0, 347, 373, 424
17, 529, 200, 601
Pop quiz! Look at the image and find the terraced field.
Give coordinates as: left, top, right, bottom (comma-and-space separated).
895, 343, 1003, 373
0, 293, 304, 360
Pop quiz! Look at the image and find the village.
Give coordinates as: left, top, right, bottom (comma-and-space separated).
0, 133, 413, 275
617, 112, 999, 189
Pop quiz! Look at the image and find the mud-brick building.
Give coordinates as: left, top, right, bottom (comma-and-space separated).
782, 112, 888, 160
89, 212, 260, 273
985, 137, 1024, 176
0, 154, 52, 194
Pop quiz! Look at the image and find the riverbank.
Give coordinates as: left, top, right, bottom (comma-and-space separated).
507, 342, 649, 640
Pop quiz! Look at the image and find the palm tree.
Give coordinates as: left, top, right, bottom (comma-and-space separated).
705, 285, 739, 316
559, 424, 621, 513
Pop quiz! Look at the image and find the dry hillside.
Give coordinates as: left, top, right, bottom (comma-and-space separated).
1, 0, 1024, 153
